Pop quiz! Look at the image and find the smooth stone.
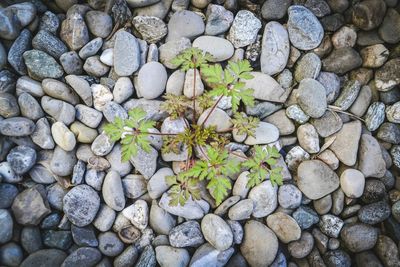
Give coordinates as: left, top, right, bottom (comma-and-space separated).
365, 102, 385, 131
205, 4, 233, 36
129, 146, 158, 179
323, 249, 351, 267
50, 146, 77, 176
31, 118, 54, 149
137, 62, 167, 99
122, 174, 147, 199
59, 51, 83, 75
113, 77, 134, 104
374, 235, 400, 267
0, 242, 23, 266
85, 11, 112, 38
349, 85, 372, 116
20, 249, 67, 267
329, 120, 362, 166
358, 134, 386, 178
331, 26, 357, 49
7, 145, 36, 174
8, 29, 32, 75
83, 56, 109, 77
189, 243, 234, 267
78, 37, 103, 60
103, 101, 128, 123
114, 246, 139, 266
264, 110, 295, 136
75, 104, 102, 128
149, 201, 176, 235
0, 162, 21, 183
310, 110, 343, 138
288, 231, 314, 259
293, 206, 319, 230
105, 144, 132, 177
193, 36, 234, 62
159, 38, 191, 69
91, 84, 113, 112
63, 185, 100, 227
361, 44, 389, 68
317, 71, 340, 104
60, 13, 89, 51
240, 220, 278, 266
334, 80, 361, 110
23, 50, 63, 80
167, 10, 204, 41
18, 93, 44, 120
228, 199, 253, 221
197, 108, 232, 132
159, 193, 206, 220
340, 223, 378, 252
183, 69, 204, 98
266, 212, 301, 243
63, 76, 92, 106
71, 225, 98, 247
0, 93, 20, 118
147, 168, 173, 199
248, 180, 278, 218
244, 72, 287, 103
61, 247, 101, 267
42, 230, 72, 250
114, 31, 140, 76
285, 104, 310, 124
93, 204, 115, 232
294, 52, 321, 82
32, 30, 67, 59
227, 10, 261, 48
12, 185, 51, 225
0, 42, 5, 70
244, 122, 279, 145
132, 15, 167, 43
358, 201, 391, 224
314, 194, 333, 215
377, 122, 400, 144
352, 0, 387, 31
297, 123, 320, 154
261, 0, 291, 20
98, 232, 124, 257
51, 122, 76, 151
0, 209, 13, 244
297, 78, 327, 118
155, 246, 190, 267
386, 101, 400, 123
375, 58, 400, 91
0, 184, 18, 209
0, 8, 21, 40
379, 8, 400, 44
127, 0, 160, 8
340, 169, 365, 198
322, 47, 362, 75
201, 214, 233, 251
102, 170, 125, 211
287, 5, 324, 50
42, 79, 78, 105
297, 160, 339, 200
278, 184, 302, 209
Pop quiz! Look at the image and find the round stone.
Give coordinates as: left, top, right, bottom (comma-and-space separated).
340, 169, 365, 198
7, 145, 36, 175
201, 214, 233, 251
193, 36, 234, 62
137, 62, 167, 99
297, 78, 327, 118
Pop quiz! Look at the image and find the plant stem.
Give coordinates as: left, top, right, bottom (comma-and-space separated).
192, 67, 197, 122
327, 105, 365, 122
228, 150, 248, 160
201, 95, 224, 127
141, 132, 177, 136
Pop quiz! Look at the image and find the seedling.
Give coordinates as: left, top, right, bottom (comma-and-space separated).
104, 47, 283, 206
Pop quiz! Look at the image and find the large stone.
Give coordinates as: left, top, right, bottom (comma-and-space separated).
260, 22, 289, 76
159, 38, 191, 69
189, 243, 234, 267
132, 15, 167, 43
297, 160, 339, 200
240, 220, 278, 267
244, 122, 279, 145
205, 4, 233, 36
201, 214, 233, 251
155, 246, 190, 267
322, 47, 362, 75
244, 72, 287, 103
60, 13, 89, 51
352, 0, 387, 31
267, 212, 301, 243
193, 36, 234, 62
358, 134, 386, 178
296, 78, 327, 118
227, 10, 261, 48
287, 5, 324, 50
167, 10, 204, 41
8, 29, 31, 75
169, 221, 204, 248
375, 58, 400, 91
159, 193, 206, 220
102, 170, 126, 211
137, 62, 167, 99
340, 223, 378, 253
114, 31, 140, 76
248, 180, 278, 218
23, 50, 63, 81
20, 249, 67, 267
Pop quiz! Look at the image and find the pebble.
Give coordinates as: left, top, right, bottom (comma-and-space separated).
378, 122, 400, 144
93, 204, 115, 232
60, 51, 83, 75
85, 11, 112, 38
129, 146, 158, 178
64, 75, 92, 106
0, 209, 13, 244
75, 104, 102, 128
0, 242, 23, 266
264, 110, 295, 135
205, 4, 233, 36
132, 16, 167, 43
167, 10, 204, 41
297, 160, 339, 200
227, 10, 261, 48
297, 123, 320, 154
169, 220, 204, 247
352, 0, 386, 30
8, 29, 32, 75
60, 12, 89, 51
0, 93, 20, 118
323, 249, 351, 267
244, 72, 287, 103
98, 232, 124, 257
286, 104, 310, 124
83, 56, 109, 77
358, 201, 391, 225
365, 102, 385, 131
322, 47, 362, 75
91, 84, 113, 112
122, 174, 147, 199
32, 30, 68, 59
267, 212, 301, 243
78, 37, 103, 60
349, 85, 372, 116
7, 145, 36, 174
102, 170, 126, 211
288, 232, 314, 259
137, 62, 167, 99
329, 120, 362, 166
20, 249, 67, 267
159, 193, 206, 220
278, 184, 302, 209
340, 169, 365, 198
379, 8, 400, 44
244, 122, 279, 145
12, 185, 51, 225
113, 77, 133, 104
261, 0, 291, 20
114, 31, 140, 76
374, 235, 400, 267
317, 71, 340, 104
50, 146, 76, 176
248, 180, 278, 218
287, 5, 324, 50
155, 246, 190, 267
0, 8, 21, 40
201, 214, 233, 251
23, 50, 63, 80
340, 223, 378, 252
197, 107, 232, 132
39, 11, 60, 35
0, 184, 18, 209
51, 122, 76, 151
240, 220, 278, 266
189, 243, 233, 267
63, 185, 100, 227
61, 247, 101, 266
193, 36, 234, 62
260, 22, 289, 76
358, 134, 386, 178
319, 214, 344, 238
294, 52, 321, 82
332, 26, 357, 49
375, 58, 400, 91
126, 0, 160, 8
360, 44, 389, 68
18, 93, 44, 120
71, 225, 98, 247
228, 199, 253, 221
159, 38, 191, 69
314, 194, 332, 215
147, 167, 172, 199
293, 205, 320, 230
311, 111, 343, 138
297, 78, 327, 118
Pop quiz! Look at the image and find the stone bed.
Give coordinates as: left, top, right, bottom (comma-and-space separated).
0, 0, 400, 266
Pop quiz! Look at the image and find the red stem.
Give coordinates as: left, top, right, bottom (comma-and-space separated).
201, 95, 224, 127
192, 67, 197, 122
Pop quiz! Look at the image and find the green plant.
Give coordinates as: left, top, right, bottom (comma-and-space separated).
104, 47, 283, 206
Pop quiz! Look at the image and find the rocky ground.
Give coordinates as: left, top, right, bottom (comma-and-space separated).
0, 0, 400, 266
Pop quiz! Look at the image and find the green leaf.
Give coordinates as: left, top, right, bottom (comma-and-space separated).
207, 176, 231, 205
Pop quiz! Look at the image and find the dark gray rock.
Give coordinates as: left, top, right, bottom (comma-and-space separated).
169, 221, 204, 247
0, 242, 23, 267
71, 225, 98, 247
21, 227, 43, 253
7, 145, 36, 174
7, 29, 32, 75
61, 247, 102, 267
340, 223, 379, 252
293, 206, 320, 229
32, 30, 68, 59
60, 51, 83, 75
361, 179, 387, 204
23, 50, 64, 80
40, 213, 62, 229
322, 47, 362, 75
0, 184, 18, 208
135, 245, 156, 267
39, 11, 60, 34
20, 249, 67, 267
358, 201, 391, 225
43, 230, 72, 250
352, 0, 386, 30
18, 92, 44, 120
323, 249, 351, 267
98, 232, 124, 257
0, 93, 20, 118
0, 8, 21, 40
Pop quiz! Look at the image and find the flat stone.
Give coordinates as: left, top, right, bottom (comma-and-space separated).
132, 15, 167, 43
0, 8, 21, 40
322, 47, 362, 75
244, 122, 279, 145
60, 51, 83, 75
193, 36, 234, 62
60, 13, 89, 51
248, 180, 278, 218
358, 201, 391, 224
189, 243, 234, 267
340, 223, 378, 253
85, 11, 112, 38
266, 212, 301, 243
23, 50, 63, 81
18, 92, 44, 120
358, 134, 386, 178
20, 249, 67, 267
310, 110, 343, 138
78, 37, 103, 60
197, 108, 232, 132
296, 78, 327, 118
137, 62, 167, 99
205, 4, 233, 36
0, 117, 35, 136
169, 220, 204, 248
65, 75, 93, 106
297, 160, 339, 200
98, 232, 124, 257
114, 31, 140, 76
201, 214, 233, 251
0, 93, 20, 118
7, 145, 36, 174
167, 10, 204, 42
149, 201, 176, 235
244, 72, 287, 103
159, 192, 206, 220
375, 58, 400, 91
61, 247, 101, 267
